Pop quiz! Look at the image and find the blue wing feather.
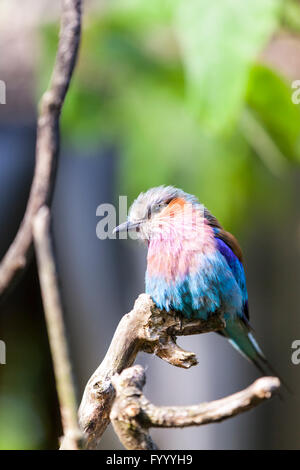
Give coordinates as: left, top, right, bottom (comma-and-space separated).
214, 233, 249, 321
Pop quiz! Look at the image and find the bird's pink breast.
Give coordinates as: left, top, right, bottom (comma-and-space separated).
147, 201, 215, 282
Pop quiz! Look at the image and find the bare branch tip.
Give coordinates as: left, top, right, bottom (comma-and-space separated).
252, 376, 281, 398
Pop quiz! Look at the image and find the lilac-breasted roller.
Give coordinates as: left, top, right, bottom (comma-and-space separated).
114, 185, 278, 378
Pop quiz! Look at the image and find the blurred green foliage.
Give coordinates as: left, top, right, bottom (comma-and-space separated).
281, 0, 300, 32
175, 0, 280, 132
39, 0, 300, 232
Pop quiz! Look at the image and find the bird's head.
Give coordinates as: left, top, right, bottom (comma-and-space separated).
113, 186, 200, 242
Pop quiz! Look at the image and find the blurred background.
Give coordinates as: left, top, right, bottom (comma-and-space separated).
0, 0, 300, 449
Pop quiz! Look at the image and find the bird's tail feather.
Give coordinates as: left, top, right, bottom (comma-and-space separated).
223, 317, 290, 394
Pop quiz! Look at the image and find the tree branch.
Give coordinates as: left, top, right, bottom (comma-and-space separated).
78, 294, 225, 449
0, 0, 82, 299
110, 365, 281, 450
33, 206, 84, 450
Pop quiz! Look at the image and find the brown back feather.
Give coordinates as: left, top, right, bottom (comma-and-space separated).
204, 208, 243, 262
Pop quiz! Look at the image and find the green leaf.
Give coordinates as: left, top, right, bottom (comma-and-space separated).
280, 0, 300, 33
175, 0, 280, 133
106, 0, 180, 30
246, 64, 300, 162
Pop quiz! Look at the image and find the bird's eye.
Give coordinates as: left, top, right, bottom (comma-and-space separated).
150, 203, 165, 216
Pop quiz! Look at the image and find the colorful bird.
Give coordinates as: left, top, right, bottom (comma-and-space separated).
114, 185, 278, 378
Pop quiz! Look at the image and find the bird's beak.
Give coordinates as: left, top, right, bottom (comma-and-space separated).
113, 220, 142, 234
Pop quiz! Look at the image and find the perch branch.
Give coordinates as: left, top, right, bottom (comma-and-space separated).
33, 206, 84, 450
110, 365, 281, 450
78, 294, 225, 449
0, 0, 82, 299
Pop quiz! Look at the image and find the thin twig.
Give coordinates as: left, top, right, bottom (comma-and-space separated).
33, 206, 84, 450
110, 365, 281, 450
78, 294, 225, 449
0, 0, 82, 299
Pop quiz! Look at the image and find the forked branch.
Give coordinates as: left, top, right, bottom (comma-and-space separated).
110, 365, 280, 450
78, 294, 225, 449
